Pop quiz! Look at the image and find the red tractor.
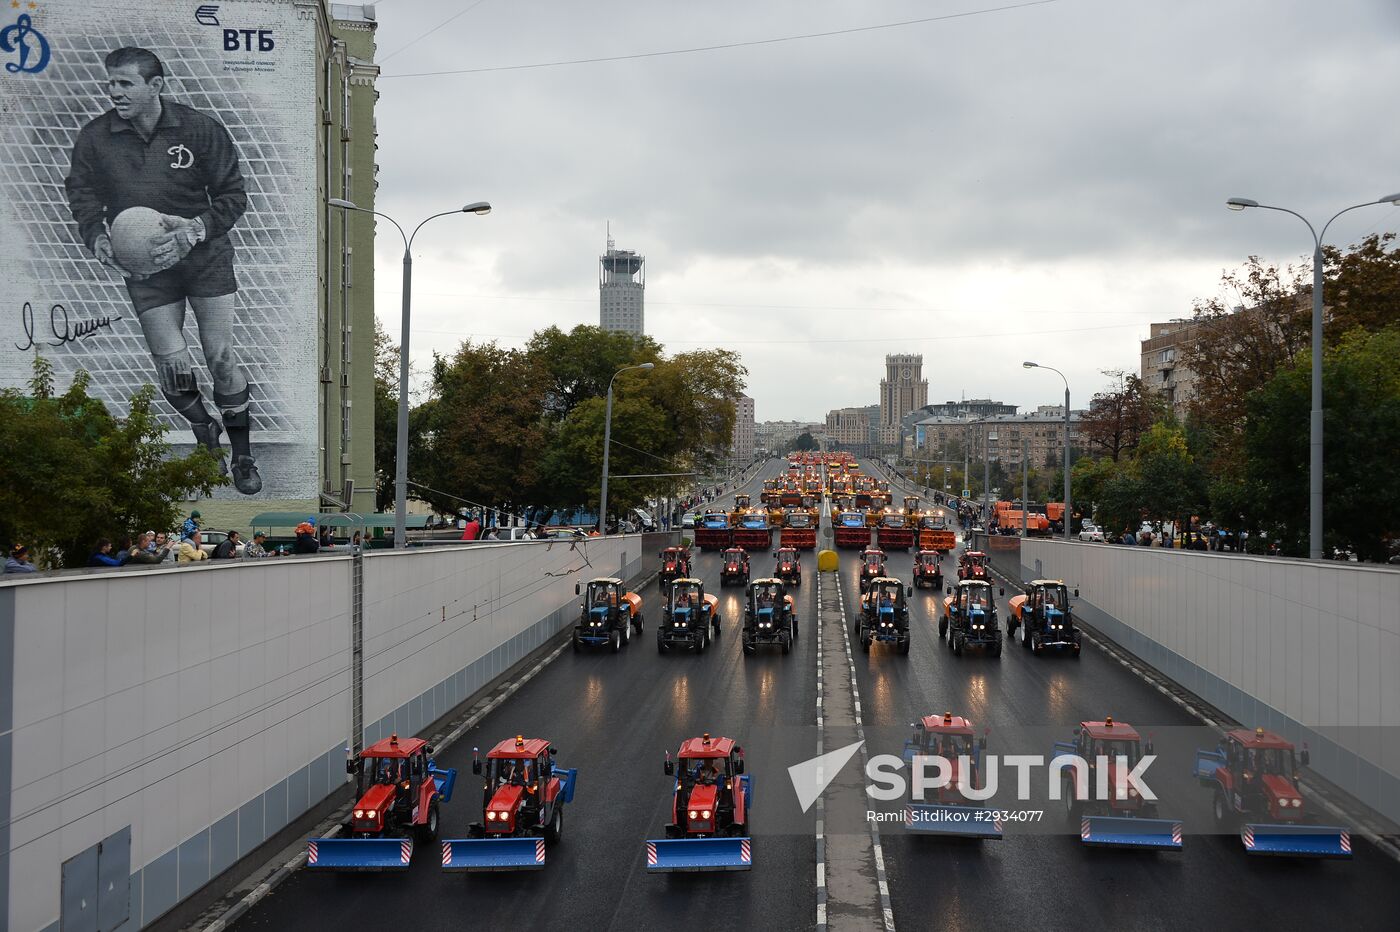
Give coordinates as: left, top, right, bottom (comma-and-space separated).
307, 734, 457, 871
957, 550, 989, 581
646, 733, 753, 871
720, 547, 751, 586
1052, 717, 1181, 850
902, 713, 1000, 838
1193, 728, 1351, 858
858, 547, 887, 593
912, 549, 944, 590
773, 546, 802, 586
441, 736, 578, 871
658, 546, 692, 587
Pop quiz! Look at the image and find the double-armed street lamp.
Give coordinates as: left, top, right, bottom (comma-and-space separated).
330, 197, 492, 548
1023, 361, 1072, 542
598, 362, 655, 535
1225, 192, 1400, 560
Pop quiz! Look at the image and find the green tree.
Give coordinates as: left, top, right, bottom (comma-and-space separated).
1178, 255, 1311, 472
1078, 370, 1165, 462
790, 432, 818, 452
0, 356, 226, 567
1134, 421, 1208, 535
525, 325, 663, 419
1242, 326, 1400, 560
410, 340, 550, 518
1323, 233, 1400, 340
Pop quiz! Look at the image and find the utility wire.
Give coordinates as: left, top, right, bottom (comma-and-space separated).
378, 0, 494, 62
382, 0, 1060, 78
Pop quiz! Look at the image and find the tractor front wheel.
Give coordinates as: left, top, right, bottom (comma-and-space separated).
634, 613, 644, 634
610, 630, 621, 653
938, 618, 947, 639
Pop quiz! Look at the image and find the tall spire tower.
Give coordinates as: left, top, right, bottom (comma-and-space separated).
599, 226, 645, 335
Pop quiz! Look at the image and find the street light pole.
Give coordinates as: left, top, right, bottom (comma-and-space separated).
330, 197, 491, 548
598, 362, 655, 535
1226, 192, 1400, 560
1024, 362, 1072, 542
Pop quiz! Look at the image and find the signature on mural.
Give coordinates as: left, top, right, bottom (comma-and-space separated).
13, 301, 123, 350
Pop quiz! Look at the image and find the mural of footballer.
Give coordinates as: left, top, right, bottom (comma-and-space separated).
64, 46, 261, 494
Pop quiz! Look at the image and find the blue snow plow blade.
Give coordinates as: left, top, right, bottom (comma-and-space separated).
645, 837, 753, 872
905, 804, 1003, 838
1242, 823, 1352, 858
441, 837, 547, 871
1079, 815, 1182, 850
554, 767, 578, 803
305, 836, 413, 871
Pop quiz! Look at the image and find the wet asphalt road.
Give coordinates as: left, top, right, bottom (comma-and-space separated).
237, 458, 1400, 931
237, 458, 817, 931
856, 460, 1400, 932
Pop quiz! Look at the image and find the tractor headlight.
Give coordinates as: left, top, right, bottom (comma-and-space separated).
688, 810, 699, 820
1290, 797, 1302, 808
702, 810, 712, 819
354, 809, 365, 819
487, 811, 498, 821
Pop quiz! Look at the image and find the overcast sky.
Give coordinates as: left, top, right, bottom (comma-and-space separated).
362, 0, 1400, 421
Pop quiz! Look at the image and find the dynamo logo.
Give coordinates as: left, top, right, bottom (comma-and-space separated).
1, 12, 50, 75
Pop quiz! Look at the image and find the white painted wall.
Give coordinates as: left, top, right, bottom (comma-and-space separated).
1023, 540, 1400, 822
4, 557, 351, 932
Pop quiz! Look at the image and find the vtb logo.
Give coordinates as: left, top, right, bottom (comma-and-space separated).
0, 12, 51, 75
167, 144, 194, 170
195, 5, 220, 27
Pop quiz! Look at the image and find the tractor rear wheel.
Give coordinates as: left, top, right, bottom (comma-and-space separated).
1063, 777, 1081, 821
418, 801, 440, 842
544, 806, 564, 846
938, 618, 947, 639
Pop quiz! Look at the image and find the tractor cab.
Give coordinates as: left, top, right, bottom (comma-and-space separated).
856, 577, 912, 654
699, 512, 731, 529
720, 547, 751, 586
1011, 579, 1081, 653
906, 713, 988, 804
658, 546, 692, 585
773, 546, 802, 585
734, 493, 751, 511
658, 578, 720, 653
858, 548, 887, 591
573, 577, 642, 652
903, 496, 921, 517
1072, 718, 1152, 812
738, 511, 770, 529
879, 513, 908, 528
958, 550, 989, 580
663, 734, 748, 839
743, 578, 796, 653
838, 511, 866, 528
920, 514, 948, 530
941, 580, 1004, 655
471, 736, 555, 835
912, 549, 943, 589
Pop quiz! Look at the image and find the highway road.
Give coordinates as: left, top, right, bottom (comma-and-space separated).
237, 457, 816, 931
236, 456, 1400, 931
856, 459, 1400, 931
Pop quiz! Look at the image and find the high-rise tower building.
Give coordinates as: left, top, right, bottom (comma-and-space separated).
879, 354, 928, 444
599, 230, 645, 335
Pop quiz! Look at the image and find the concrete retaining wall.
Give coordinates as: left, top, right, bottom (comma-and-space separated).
1022, 539, 1400, 825
0, 532, 671, 932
